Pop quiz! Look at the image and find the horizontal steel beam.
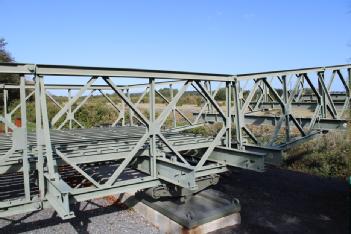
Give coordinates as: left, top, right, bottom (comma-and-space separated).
233, 143, 284, 166
299, 93, 347, 102
194, 113, 348, 130
236, 64, 351, 81
0, 63, 233, 81
208, 146, 265, 172
0, 80, 181, 90
72, 177, 161, 202
136, 157, 227, 190
250, 101, 346, 110
0, 62, 350, 82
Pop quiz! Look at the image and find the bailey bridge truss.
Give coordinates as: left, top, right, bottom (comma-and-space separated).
0, 63, 349, 219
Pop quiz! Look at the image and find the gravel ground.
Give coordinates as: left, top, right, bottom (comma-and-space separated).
0, 198, 160, 234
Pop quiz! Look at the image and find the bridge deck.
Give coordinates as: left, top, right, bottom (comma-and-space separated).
0, 126, 214, 167
0, 126, 218, 202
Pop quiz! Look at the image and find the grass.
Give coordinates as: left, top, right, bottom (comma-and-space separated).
284, 129, 351, 179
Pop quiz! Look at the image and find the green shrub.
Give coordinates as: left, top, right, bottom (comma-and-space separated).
284, 130, 351, 179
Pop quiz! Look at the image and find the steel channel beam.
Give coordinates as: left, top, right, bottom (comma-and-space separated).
1, 81, 181, 90
207, 146, 265, 172
0, 63, 350, 82
0, 63, 233, 81
249, 101, 346, 110
236, 64, 351, 81
193, 113, 348, 130
136, 157, 227, 190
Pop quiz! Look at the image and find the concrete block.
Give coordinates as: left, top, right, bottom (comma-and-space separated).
106, 190, 241, 234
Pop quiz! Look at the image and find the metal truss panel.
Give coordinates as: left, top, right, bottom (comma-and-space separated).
0, 62, 349, 220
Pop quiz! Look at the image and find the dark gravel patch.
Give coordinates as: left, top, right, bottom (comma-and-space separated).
211, 166, 349, 234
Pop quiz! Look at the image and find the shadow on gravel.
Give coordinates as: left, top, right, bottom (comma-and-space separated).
211, 166, 349, 234
0, 196, 129, 233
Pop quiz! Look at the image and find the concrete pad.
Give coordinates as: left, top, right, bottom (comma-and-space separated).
106, 190, 241, 234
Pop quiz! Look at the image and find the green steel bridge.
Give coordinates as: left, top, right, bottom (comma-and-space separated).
0, 62, 349, 219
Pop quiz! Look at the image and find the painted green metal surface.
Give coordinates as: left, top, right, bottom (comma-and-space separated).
0, 63, 349, 219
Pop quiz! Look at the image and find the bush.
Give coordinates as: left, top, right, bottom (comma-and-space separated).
284, 130, 351, 179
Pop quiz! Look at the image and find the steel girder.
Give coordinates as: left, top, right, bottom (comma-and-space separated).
0, 62, 350, 219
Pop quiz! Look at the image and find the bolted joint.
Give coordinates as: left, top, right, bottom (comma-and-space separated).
148, 123, 161, 135
27, 64, 36, 73
67, 113, 74, 119
284, 104, 291, 114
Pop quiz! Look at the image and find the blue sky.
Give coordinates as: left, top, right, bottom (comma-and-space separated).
1, 0, 350, 76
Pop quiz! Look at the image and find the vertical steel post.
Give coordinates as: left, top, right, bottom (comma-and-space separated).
127, 88, 133, 126
121, 89, 125, 126
3, 89, 8, 134
34, 75, 45, 199
263, 81, 268, 103
297, 75, 304, 101
149, 78, 157, 178
38, 76, 59, 180
209, 81, 214, 113
20, 76, 30, 201
239, 83, 244, 108
204, 81, 211, 113
170, 84, 176, 128
225, 81, 232, 148
282, 75, 290, 142
233, 80, 243, 149
68, 89, 72, 129
318, 71, 327, 118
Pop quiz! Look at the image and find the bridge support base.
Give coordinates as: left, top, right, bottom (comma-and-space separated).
117, 189, 240, 233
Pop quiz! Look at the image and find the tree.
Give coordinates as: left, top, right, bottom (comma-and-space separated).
214, 88, 226, 101
0, 38, 19, 105
0, 38, 14, 63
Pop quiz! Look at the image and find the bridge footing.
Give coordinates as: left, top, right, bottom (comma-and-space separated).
114, 189, 241, 234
